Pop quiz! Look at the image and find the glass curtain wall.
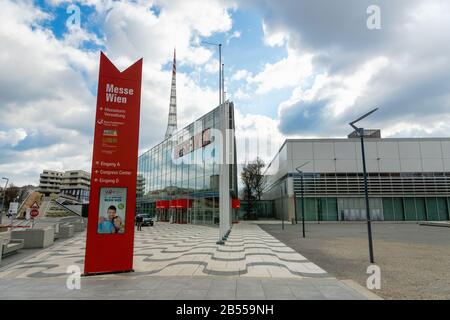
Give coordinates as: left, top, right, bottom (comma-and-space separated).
137, 104, 235, 225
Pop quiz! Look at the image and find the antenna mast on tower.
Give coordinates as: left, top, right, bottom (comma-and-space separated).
165, 48, 177, 139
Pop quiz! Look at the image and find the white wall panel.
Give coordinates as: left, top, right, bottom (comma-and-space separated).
334, 142, 356, 160
314, 159, 336, 172
366, 159, 380, 172
443, 158, 450, 172
399, 141, 420, 158
292, 159, 315, 172
422, 158, 444, 172
291, 142, 314, 159
420, 141, 442, 158
441, 141, 450, 158
313, 142, 334, 159
377, 141, 399, 159
379, 159, 401, 172
355, 141, 378, 160
336, 159, 358, 172
400, 158, 422, 172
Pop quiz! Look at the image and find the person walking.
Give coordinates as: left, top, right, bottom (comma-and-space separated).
136, 214, 143, 231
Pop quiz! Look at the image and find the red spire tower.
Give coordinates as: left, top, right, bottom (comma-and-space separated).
165, 49, 177, 139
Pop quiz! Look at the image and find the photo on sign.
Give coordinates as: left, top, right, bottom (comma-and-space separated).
97, 187, 127, 234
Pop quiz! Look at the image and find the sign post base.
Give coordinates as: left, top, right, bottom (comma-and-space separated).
82, 269, 135, 277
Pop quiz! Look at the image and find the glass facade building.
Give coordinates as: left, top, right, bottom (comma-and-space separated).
136, 103, 237, 225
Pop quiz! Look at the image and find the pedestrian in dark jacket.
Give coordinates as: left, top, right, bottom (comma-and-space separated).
136, 215, 143, 231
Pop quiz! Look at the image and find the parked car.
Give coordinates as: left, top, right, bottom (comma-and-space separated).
135, 214, 154, 226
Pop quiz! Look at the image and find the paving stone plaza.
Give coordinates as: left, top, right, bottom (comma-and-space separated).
0, 222, 374, 300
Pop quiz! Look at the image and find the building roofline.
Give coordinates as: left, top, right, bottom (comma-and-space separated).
139, 101, 233, 158
264, 136, 450, 175
285, 137, 450, 143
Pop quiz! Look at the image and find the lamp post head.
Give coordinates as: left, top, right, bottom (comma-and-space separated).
349, 108, 378, 134
201, 41, 222, 47
295, 161, 310, 174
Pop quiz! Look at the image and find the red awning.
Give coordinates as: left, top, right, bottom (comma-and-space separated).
232, 198, 240, 209
156, 200, 169, 209
169, 199, 177, 208
169, 199, 192, 209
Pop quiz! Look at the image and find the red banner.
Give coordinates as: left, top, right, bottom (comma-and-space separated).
84, 52, 143, 275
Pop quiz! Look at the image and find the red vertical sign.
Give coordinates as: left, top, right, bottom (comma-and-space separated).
84, 52, 143, 275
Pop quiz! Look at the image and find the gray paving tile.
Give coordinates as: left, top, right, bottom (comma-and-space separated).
210, 279, 237, 289
0, 223, 371, 300
289, 286, 326, 300
261, 284, 295, 300
146, 289, 182, 299
313, 285, 363, 300
174, 289, 208, 300
186, 278, 213, 290
236, 288, 266, 300
205, 288, 236, 300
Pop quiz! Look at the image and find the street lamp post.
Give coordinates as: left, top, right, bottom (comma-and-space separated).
202, 42, 230, 245
1, 177, 9, 225
293, 189, 298, 225
349, 108, 378, 264
295, 162, 310, 238
280, 185, 284, 230
222, 63, 225, 104
201, 41, 222, 106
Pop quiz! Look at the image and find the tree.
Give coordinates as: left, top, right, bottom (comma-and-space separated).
240, 165, 255, 219
252, 157, 266, 201
2, 184, 20, 211
240, 157, 266, 220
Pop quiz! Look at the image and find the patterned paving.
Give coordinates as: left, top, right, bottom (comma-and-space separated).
0, 222, 328, 280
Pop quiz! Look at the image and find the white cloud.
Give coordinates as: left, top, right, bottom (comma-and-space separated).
248, 49, 314, 94
63, 24, 104, 48
279, 56, 390, 118
204, 58, 220, 74
0, 0, 236, 186
262, 20, 287, 47
102, 0, 233, 68
0, 129, 28, 147
241, 0, 450, 139
231, 69, 252, 82
234, 108, 284, 166
226, 30, 241, 44
232, 88, 251, 100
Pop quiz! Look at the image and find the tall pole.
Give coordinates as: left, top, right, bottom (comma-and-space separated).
201, 42, 222, 107
280, 185, 284, 230
293, 190, 298, 224
201, 41, 226, 244
301, 172, 306, 238
295, 162, 309, 238
222, 63, 225, 104
1, 177, 9, 225
219, 44, 222, 106
349, 108, 378, 264
360, 128, 375, 263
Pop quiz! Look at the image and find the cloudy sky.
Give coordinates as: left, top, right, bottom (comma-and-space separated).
1, 0, 450, 186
